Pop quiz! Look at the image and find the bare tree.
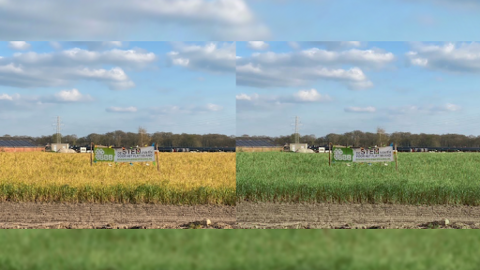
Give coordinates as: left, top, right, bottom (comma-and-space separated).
377, 127, 386, 147
138, 127, 148, 147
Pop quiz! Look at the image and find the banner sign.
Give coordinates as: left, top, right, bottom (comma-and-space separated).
332, 146, 354, 162
333, 146, 394, 163
94, 146, 155, 163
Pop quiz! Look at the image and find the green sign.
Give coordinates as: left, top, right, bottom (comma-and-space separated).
332, 146, 353, 162
93, 147, 115, 162
332, 146, 395, 163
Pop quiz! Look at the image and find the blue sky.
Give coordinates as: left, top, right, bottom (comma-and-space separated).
0, 41, 235, 137
1, 0, 480, 40
236, 41, 480, 137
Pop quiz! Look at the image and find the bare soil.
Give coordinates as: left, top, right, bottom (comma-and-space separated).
236, 202, 480, 229
0, 202, 235, 229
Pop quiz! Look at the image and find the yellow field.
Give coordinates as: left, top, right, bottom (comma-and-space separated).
0, 152, 236, 205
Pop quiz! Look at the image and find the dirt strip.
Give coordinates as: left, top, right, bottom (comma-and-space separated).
236, 202, 480, 229
0, 202, 235, 229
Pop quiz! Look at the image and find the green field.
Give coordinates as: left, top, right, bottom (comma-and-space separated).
237, 152, 480, 205
1, 230, 479, 270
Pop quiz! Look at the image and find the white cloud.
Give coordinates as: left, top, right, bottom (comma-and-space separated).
235, 93, 259, 101
237, 62, 373, 90
8, 41, 31, 50
236, 93, 282, 110
106, 106, 137, 113
345, 106, 376, 113
237, 89, 331, 111
75, 67, 135, 90
241, 46, 393, 67
0, 63, 24, 74
167, 42, 235, 73
0, 90, 94, 111
247, 41, 269, 50
406, 42, 480, 72
0, 64, 135, 90
235, 93, 256, 100
53, 89, 93, 102
59, 48, 156, 66
0, 47, 156, 90
0, 93, 13, 100
7, 48, 157, 66
206, 103, 223, 111
236, 63, 262, 73
0, 0, 269, 40
300, 48, 395, 66
0, 93, 41, 112
172, 58, 190, 66
441, 103, 461, 112
236, 46, 394, 90
312, 67, 373, 89
293, 89, 331, 102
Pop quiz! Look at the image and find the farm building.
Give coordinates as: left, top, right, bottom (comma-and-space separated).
0, 137, 44, 152
286, 143, 308, 152
236, 138, 283, 152
48, 143, 69, 152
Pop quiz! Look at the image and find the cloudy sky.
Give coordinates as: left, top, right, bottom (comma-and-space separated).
0, 0, 479, 40
0, 41, 235, 137
236, 41, 480, 137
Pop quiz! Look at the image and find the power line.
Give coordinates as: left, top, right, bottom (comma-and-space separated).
295, 116, 299, 144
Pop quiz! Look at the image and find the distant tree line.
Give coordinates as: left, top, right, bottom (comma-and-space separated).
8, 128, 480, 148
4, 129, 235, 148
240, 129, 480, 148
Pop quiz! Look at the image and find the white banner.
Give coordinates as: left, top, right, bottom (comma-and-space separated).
114, 146, 155, 162
352, 146, 394, 162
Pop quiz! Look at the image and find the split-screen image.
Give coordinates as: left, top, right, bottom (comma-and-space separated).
1, 41, 480, 229
3, 0, 480, 269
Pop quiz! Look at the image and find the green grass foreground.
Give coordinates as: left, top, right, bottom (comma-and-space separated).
0, 230, 479, 270
237, 152, 480, 205
0, 183, 236, 205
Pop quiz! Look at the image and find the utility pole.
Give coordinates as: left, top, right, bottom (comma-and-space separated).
294, 116, 299, 144
52, 116, 63, 144
56, 116, 61, 144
